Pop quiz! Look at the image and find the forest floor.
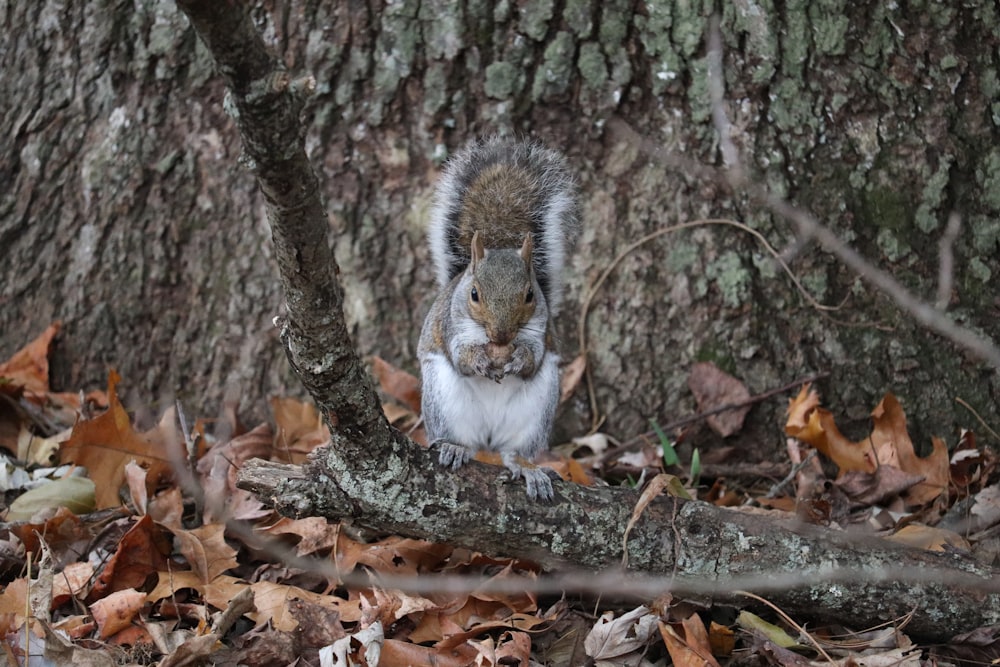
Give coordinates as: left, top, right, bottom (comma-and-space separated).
1, 322, 998, 666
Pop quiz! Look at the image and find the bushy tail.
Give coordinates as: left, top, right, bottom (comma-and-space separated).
427, 137, 581, 315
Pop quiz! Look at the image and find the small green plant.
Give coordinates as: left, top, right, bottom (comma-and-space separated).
650, 418, 702, 488
650, 419, 679, 466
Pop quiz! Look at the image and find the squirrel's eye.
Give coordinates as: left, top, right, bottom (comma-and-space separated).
525, 288, 534, 304
470, 287, 479, 302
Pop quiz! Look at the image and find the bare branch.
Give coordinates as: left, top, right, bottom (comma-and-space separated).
937, 212, 962, 310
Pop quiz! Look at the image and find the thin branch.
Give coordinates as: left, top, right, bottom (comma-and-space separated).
606, 118, 1000, 371
936, 212, 962, 310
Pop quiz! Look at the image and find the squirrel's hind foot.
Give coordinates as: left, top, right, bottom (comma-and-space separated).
435, 440, 473, 469
502, 454, 555, 501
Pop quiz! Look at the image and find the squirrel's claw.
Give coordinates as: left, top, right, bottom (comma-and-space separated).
436, 441, 472, 469
502, 454, 554, 501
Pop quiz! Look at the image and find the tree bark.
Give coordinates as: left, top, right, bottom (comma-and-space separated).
149, 0, 1000, 645
238, 449, 1000, 643
2, 1, 998, 452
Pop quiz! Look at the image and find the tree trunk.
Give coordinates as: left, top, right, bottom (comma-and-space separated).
2, 0, 998, 456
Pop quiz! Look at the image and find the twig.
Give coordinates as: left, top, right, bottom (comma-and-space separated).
736, 590, 835, 662
936, 212, 962, 310
602, 371, 828, 461
955, 397, 1000, 443
697, 23, 1000, 369
607, 117, 1000, 371
576, 215, 839, 431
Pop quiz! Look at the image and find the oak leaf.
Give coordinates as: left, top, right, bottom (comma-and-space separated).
60, 371, 184, 509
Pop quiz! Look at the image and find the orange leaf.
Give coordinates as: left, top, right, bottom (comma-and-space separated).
371, 356, 422, 414
869, 395, 949, 507
785, 385, 874, 473
90, 588, 146, 639
0, 322, 60, 395
659, 615, 721, 667
380, 638, 479, 667
60, 371, 184, 509
270, 397, 330, 463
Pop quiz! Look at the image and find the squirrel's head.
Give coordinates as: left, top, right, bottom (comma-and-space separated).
466, 231, 541, 345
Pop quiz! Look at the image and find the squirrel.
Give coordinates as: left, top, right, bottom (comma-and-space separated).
418, 137, 581, 501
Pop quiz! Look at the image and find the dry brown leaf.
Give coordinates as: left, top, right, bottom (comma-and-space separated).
688, 362, 751, 437
495, 630, 532, 664
354, 536, 454, 575
370, 355, 423, 414
90, 588, 146, 639
836, 466, 928, 508
437, 612, 550, 649
10, 507, 94, 570
158, 633, 223, 667
379, 638, 479, 667
263, 516, 341, 557
709, 621, 735, 657
250, 579, 358, 631
270, 396, 330, 463
124, 460, 148, 515
87, 514, 172, 603
169, 522, 239, 583
559, 354, 587, 404
888, 524, 970, 552
196, 423, 273, 523
60, 371, 184, 509
0, 577, 28, 617
52, 562, 95, 609
660, 614, 722, 667
0, 322, 61, 396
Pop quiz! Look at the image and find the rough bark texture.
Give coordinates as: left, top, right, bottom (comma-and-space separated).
161, 0, 999, 645
3, 2, 999, 453
238, 448, 1000, 642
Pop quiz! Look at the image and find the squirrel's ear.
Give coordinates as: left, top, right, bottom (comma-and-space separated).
471, 231, 485, 269
520, 233, 534, 264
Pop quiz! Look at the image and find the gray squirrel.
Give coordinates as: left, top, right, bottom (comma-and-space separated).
418, 137, 581, 501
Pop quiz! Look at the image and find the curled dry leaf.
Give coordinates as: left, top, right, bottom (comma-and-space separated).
90, 588, 146, 639
584, 606, 658, 661
786, 386, 949, 508
270, 396, 330, 463
60, 370, 185, 509
659, 614, 722, 667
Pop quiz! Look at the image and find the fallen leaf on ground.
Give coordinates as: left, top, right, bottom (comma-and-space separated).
688, 362, 751, 437
786, 387, 949, 508
90, 588, 146, 639
585, 606, 658, 662
270, 396, 330, 463
371, 355, 422, 414
660, 614, 721, 667
60, 371, 184, 509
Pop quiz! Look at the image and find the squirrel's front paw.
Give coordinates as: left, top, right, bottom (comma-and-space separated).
502, 346, 536, 378
435, 440, 473, 469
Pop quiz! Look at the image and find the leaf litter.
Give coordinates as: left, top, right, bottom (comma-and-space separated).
0, 328, 998, 665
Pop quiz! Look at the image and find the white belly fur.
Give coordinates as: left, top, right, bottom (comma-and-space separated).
423, 352, 558, 459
